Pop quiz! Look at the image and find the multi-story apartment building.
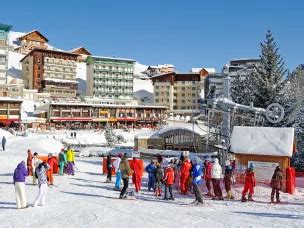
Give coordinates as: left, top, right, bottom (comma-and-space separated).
14, 30, 48, 55
151, 72, 202, 115
222, 58, 260, 78
0, 97, 22, 126
0, 23, 12, 85
86, 56, 135, 100
21, 48, 78, 98
36, 101, 166, 129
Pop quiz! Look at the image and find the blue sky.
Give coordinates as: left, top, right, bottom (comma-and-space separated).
1, 0, 303, 72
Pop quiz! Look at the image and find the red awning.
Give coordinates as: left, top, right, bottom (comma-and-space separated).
117, 118, 136, 122
0, 119, 20, 125
51, 118, 92, 122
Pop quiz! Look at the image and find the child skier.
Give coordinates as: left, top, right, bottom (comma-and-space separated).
241, 163, 256, 202
47, 153, 58, 186
66, 146, 75, 175
223, 165, 234, 200
119, 154, 133, 199
270, 166, 283, 203
155, 162, 163, 197
163, 163, 175, 200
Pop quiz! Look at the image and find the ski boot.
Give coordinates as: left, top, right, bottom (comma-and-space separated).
241, 195, 247, 202
248, 194, 254, 202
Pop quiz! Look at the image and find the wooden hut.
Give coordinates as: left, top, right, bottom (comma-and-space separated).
230, 126, 294, 191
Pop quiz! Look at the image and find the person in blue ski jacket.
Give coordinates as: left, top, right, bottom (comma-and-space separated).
192, 157, 204, 204
145, 160, 157, 191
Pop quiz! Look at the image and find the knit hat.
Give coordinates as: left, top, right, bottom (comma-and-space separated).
118, 153, 123, 158
225, 160, 231, 166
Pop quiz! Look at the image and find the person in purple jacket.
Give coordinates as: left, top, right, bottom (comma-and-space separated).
13, 161, 28, 209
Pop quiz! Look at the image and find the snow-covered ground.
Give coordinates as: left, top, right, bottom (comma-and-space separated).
0, 132, 304, 227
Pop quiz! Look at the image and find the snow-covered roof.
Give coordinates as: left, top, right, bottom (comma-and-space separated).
149, 64, 175, 69
16, 30, 49, 42
135, 121, 207, 139
190, 68, 202, 73
190, 68, 216, 74
44, 78, 79, 84
230, 126, 294, 157
90, 55, 136, 62
0, 97, 23, 102
204, 68, 216, 74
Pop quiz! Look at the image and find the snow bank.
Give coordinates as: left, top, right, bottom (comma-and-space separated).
27, 136, 63, 155
230, 126, 294, 157
0, 129, 14, 138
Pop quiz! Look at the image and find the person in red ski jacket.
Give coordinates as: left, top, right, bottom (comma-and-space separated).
241, 163, 256, 202
47, 153, 58, 186
130, 157, 143, 192
204, 158, 213, 196
163, 163, 175, 200
180, 158, 192, 194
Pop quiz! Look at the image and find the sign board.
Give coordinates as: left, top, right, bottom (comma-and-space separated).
0, 115, 7, 119
248, 161, 278, 182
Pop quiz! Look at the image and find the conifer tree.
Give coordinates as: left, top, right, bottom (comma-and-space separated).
252, 30, 287, 108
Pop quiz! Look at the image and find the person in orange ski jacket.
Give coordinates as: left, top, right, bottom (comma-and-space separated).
130, 157, 143, 192
241, 163, 256, 202
180, 158, 192, 194
47, 153, 58, 186
163, 163, 175, 200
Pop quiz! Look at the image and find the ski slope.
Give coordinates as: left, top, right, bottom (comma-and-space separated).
0, 133, 303, 227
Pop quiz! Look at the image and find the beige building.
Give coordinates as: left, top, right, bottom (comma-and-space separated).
21, 48, 78, 98
151, 72, 203, 115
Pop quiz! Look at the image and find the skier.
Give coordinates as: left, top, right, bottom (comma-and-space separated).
26, 149, 33, 176
13, 161, 28, 209
155, 162, 163, 197
211, 158, 223, 200
192, 157, 204, 205
204, 157, 213, 197
119, 154, 133, 199
105, 154, 113, 183
145, 160, 157, 192
2, 136, 6, 151
66, 146, 75, 175
180, 152, 185, 162
131, 157, 143, 192
241, 163, 256, 202
223, 165, 234, 200
47, 153, 58, 186
113, 153, 123, 191
180, 157, 192, 194
270, 166, 283, 203
156, 153, 163, 164
162, 163, 175, 200
33, 162, 50, 207
58, 148, 67, 175
32, 152, 42, 185
174, 160, 182, 190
